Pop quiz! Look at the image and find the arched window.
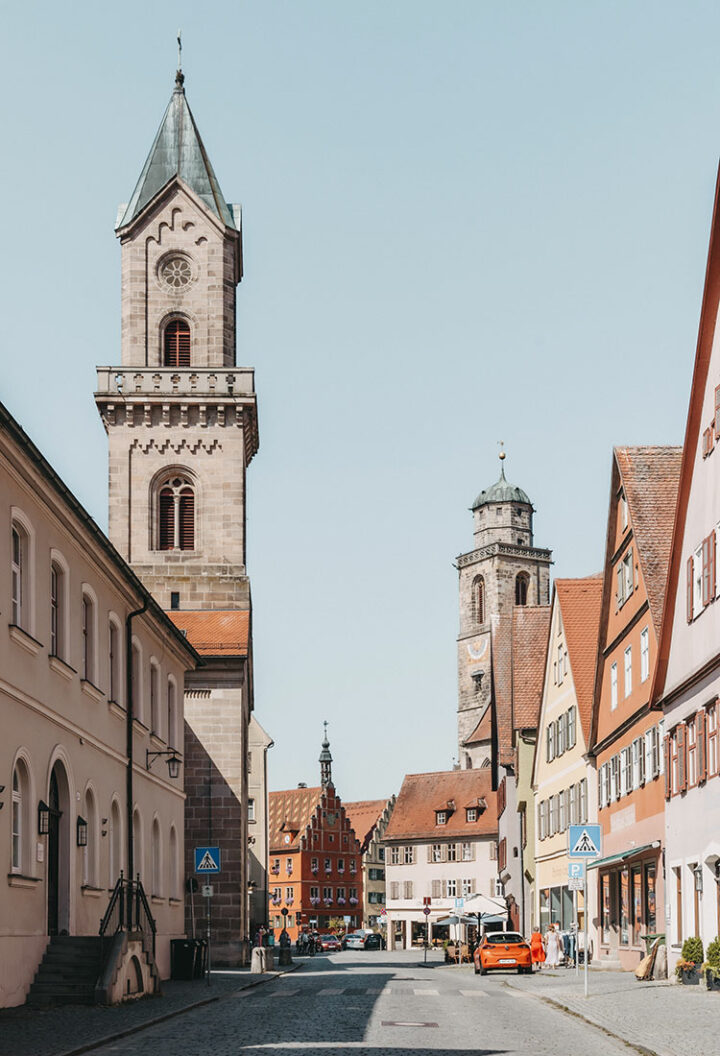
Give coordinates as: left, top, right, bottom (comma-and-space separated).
473, 576, 485, 624
151, 817, 162, 896
82, 788, 97, 887
163, 320, 191, 367
158, 476, 195, 551
167, 678, 178, 750
150, 661, 160, 736
515, 572, 529, 606
169, 825, 179, 900
81, 589, 97, 684
131, 639, 143, 724
108, 617, 122, 705
109, 798, 123, 887
12, 764, 25, 873
133, 808, 143, 881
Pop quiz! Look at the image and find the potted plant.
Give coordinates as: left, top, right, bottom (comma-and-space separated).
702, 937, 720, 990
676, 937, 704, 984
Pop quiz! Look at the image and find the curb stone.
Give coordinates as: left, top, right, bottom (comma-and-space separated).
50, 963, 302, 1056
503, 979, 661, 1056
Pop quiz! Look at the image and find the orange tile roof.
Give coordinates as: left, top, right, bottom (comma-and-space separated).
166, 609, 249, 656
491, 614, 514, 765
615, 447, 682, 634
464, 707, 492, 745
343, 799, 391, 854
555, 577, 603, 743
268, 786, 322, 852
512, 607, 552, 729
383, 770, 497, 841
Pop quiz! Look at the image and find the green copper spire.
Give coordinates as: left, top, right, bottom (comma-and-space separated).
118, 70, 236, 230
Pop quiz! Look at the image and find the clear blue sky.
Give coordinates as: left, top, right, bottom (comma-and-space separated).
1, 2, 717, 799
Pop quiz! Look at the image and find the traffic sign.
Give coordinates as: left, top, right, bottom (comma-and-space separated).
568, 877, 584, 892
201, 884, 213, 898
568, 825, 602, 858
423, 896, 431, 906
568, 861, 585, 881
454, 897, 464, 909
195, 846, 221, 873
423, 906, 431, 916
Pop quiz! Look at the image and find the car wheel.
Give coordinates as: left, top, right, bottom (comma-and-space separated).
479, 965, 487, 976
474, 964, 480, 975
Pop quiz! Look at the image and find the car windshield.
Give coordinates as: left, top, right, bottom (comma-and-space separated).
320, 935, 335, 940
485, 933, 524, 944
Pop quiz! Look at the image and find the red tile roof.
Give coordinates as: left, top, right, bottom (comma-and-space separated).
343, 799, 391, 854
555, 577, 603, 743
268, 786, 322, 852
383, 770, 497, 841
166, 609, 249, 656
464, 707, 492, 745
615, 447, 682, 635
491, 614, 514, 765
512, 607, 552, 729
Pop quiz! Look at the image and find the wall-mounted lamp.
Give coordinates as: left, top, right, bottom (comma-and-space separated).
38, 800, 50, 835
146, 749, 181, 779
694, 863, 704, 894
76, 816, 88, 847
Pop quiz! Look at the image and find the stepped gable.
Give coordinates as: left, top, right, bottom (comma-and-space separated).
615, 446, 682, 633
384, 770, 497, 841
343, 800, 389, 854
166, 609, 249, 656
512, 606, 552, 729
555, 577, 603, 743
268, 786, 322, 852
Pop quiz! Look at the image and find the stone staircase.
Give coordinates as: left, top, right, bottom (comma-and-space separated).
26, 936, 103, 1007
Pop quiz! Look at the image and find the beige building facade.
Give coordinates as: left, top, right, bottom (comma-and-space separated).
345, 797, 396, 931
0, 401, 197, 1007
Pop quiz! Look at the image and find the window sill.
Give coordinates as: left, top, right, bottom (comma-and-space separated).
8, 872, 41, 888
49, 654, 76, 681
149, 732, 164, 749
81, 885, 105, 898
9, 624, 43, 656
151, 895, 166, 906
133, 718, 149, 735
108, 700, 126, 721
81, 679, 104, 703
169, 897, 182, 907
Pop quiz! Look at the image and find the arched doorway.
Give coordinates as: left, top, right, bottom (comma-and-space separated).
47, 762, 71, 935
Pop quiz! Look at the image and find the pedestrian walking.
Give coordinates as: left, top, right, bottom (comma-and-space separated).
530, 926, 546, 970
544, 923, 563, 968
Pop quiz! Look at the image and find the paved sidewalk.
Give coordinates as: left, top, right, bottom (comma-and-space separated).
505, 965, 718, 1056
0, 964, 300, 1056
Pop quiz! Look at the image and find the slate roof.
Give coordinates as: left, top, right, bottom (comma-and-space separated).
615, 446, 682, 634
343, 800, 390, 854
472, 464, 532, 510
118, 74, 236, 230
383, 770, 497, 841
555, 577, 603, 743
512, 606, 552, 729
166, 609, 249, 656
268, 786, 323, 852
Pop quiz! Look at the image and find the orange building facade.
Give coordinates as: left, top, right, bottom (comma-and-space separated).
267, 735, 363, 942
590, 447, 681, 970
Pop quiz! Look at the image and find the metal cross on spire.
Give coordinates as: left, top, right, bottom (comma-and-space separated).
177, 30, 182, 71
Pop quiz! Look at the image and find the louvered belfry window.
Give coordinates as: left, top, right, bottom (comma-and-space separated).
157, 477, 195, 550
164, 320, 191, 367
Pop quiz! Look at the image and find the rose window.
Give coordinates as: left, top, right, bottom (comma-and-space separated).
161, 257, 193, 288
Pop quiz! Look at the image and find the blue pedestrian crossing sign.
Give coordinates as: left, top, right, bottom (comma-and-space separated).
568, 861, 585, 881
568, 825, 602, 858
195, 846, 221, 873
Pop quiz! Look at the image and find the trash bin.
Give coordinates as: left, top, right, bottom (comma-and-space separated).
171, 939, 200, 980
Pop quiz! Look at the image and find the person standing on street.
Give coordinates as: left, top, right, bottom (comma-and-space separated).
544, 923, 563, 968
530, 926, 546, 970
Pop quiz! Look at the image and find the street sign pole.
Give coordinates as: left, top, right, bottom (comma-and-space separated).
574, 886, 579, 979
568, 827, 601, 999
583, 879, 589, 999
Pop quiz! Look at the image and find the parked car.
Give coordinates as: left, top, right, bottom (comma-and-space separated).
318, 934, 342, 952
474, 932, 532, 975
364, 932, 384, 950
345, 931, 384, 950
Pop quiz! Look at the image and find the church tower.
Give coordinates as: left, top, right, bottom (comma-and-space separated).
95, 69, 259, 965
456, 452, 552, 769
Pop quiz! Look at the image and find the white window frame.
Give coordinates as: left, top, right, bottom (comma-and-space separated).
248, 798, 255, 822
81, 585, 99, 686
640, 627, 649, 683
610, 662, 618, 710
624, 646, 632, 698
694, 545, 704, 614
10, 509, 36, 635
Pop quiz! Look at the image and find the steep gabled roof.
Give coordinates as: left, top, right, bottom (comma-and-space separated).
268, 786, 322, 852
166, 609, 249, 656
555, 577, 603, 743
464, 707, 492, 746
512, 606, 552, 729
118, 73, 236, 230
384, 770, 497, 841
615, 446, 682, 634
343, 799, 391, 854
491, 614, 514, 765
653, 164, 720, 704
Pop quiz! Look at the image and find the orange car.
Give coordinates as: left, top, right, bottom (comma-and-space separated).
474, 931, 533, 975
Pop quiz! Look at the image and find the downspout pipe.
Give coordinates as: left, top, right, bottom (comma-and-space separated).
126, 598, 149, 892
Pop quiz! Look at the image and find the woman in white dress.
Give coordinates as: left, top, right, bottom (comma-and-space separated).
544, 924, 564, 968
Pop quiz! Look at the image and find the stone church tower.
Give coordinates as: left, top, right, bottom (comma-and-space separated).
456, 453, 551, 770
95, 70, 258, 964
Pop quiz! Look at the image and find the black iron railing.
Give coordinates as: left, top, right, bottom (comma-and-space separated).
100, 873, 157, 961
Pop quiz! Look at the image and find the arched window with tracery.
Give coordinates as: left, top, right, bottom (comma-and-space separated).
163, 319, 191, 367
473, 576, 485, 625
158, 476, 195, 551
515, 572, 529, 606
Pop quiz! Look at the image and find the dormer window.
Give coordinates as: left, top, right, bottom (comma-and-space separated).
435, 810, 447, 825
466, 807, 477, 822
164, 319, 191, 367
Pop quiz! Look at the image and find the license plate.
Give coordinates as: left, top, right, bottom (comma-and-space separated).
499, 958, 516, 964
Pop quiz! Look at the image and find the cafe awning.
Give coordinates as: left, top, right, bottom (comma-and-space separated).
586, 841, 660, 870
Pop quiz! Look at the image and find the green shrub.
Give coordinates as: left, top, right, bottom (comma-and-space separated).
706, 938, 720, 970
681, 936, 704, 965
